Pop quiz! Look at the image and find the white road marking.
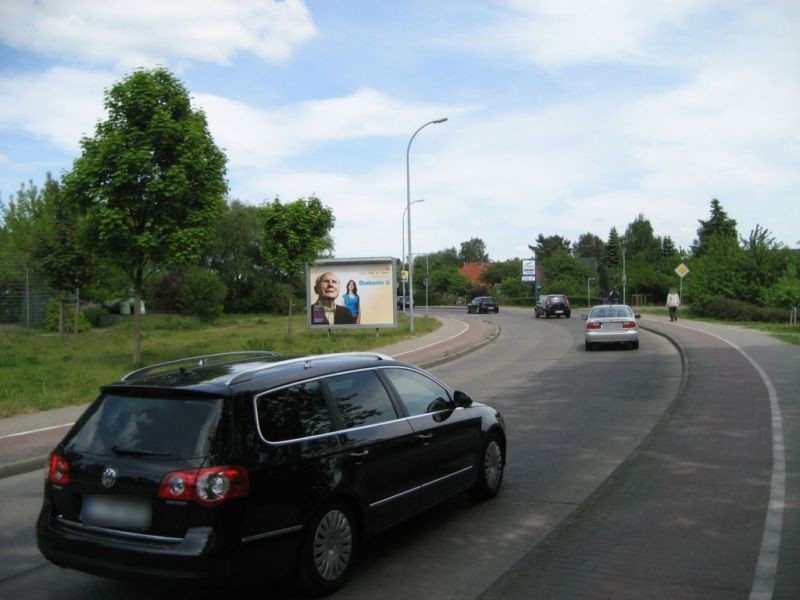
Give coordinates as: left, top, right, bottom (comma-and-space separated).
0, 423, 73, 440
392, 319, 470, 357
675, 325, 785, 600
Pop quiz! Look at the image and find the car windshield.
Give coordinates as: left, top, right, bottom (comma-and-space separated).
67, 394, 223, 459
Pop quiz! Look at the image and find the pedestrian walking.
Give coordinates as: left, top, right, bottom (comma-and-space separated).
666, 287, 680, 321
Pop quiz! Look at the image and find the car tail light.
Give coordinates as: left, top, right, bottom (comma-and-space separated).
565, 298, 570, 308
622, 320, 637, 329
159, 466, 249, 506
586, 322, 602, 330
46, 452, 70, 485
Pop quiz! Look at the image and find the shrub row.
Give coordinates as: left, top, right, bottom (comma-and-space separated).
692, 296, 791, 323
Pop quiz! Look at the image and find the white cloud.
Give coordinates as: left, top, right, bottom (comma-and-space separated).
0, 0, 317, 68
455, 0, 715, 69
0, 67, 109, 151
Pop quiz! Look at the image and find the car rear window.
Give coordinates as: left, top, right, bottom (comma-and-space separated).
69, 394, 222, 459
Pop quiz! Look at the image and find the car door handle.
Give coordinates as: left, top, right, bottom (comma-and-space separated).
349, 449, 369, 458
415, 433, 434, 440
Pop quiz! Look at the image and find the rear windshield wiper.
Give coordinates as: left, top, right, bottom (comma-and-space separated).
112, 445, 172, 457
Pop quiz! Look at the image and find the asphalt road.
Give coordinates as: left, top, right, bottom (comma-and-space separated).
1, 308, 797, 599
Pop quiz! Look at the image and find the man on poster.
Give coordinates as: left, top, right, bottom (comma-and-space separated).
310, 271, 356, 325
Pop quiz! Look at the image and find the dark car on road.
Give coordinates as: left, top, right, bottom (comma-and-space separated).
37, 351, 506, 595
534, 294, 571, 318
467, 296, 499, 314
396, 295, 414, 310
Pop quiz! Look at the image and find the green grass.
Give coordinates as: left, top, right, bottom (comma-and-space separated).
0, 313, 440, 418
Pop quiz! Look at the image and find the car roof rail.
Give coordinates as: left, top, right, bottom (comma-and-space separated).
226, 351, 393, 385
121, 351, 281, 381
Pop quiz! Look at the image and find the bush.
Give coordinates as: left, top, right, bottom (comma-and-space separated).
45, 298, 92, 332
178, 268, 227, 322
692, 296, 790, 323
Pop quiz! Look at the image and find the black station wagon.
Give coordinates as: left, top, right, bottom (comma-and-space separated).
37, 351, 506, 595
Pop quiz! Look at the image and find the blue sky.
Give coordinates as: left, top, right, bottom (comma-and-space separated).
1, 0, 798, 260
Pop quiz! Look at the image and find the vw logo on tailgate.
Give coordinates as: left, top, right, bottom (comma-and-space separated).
101, 467, 119, 489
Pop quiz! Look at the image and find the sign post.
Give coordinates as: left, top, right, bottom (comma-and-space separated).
674, 262, 690, 302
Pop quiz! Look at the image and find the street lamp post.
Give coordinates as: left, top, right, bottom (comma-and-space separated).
622, 241, 627, 305
587, 277, 596, 310
407, 118, 447, 333
401, 199, 425, 311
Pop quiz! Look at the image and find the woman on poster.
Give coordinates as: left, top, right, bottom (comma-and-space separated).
343, 280, 361, 324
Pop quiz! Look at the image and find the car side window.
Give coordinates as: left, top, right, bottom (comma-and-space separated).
382, 368, 451, 417
327, 370, 398, 429
257, 380, 333, 442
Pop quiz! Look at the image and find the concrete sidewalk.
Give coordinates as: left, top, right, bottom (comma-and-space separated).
0, 314, 499, 479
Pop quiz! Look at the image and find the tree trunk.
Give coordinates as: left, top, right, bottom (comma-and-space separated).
58, 296, 65, 334
287, 285, 293, 342
133, 272, 143, 365
73, 288, 79, 334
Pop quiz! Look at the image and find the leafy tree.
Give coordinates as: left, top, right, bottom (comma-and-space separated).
624, 214, 660, 262
692, 198, 738, 257
459, 237, 488, 263
62, 67, 228, 363
260, 195, 335, 338
573, 233, 604, 260
205, 200, 268, 312
480, 258, 522, 286
177, 267, 227, 322
33, 175, 93, 333
531, 234, 571, 260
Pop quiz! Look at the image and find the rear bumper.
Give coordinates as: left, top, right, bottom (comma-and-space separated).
585, 329, 639, 344
37, 508, 300, 582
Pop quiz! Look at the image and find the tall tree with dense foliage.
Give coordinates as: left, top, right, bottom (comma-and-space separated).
62, 67, 228, 363
459, 237, 488, 263
692, 198, 738, 257
573, 232, 605, 260
532, 233, 572, 260
34, 175, 93, 333
260, 195, 335, 339
205, 200, 269, 312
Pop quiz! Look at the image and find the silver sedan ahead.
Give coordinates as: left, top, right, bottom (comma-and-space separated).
583, 304, 640, 350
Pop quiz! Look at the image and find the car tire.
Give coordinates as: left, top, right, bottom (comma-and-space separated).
585, 341, 592, 351
566, 313, 571, 318
470, 431, 505, 501
295, 500, 357, 596
632, 341, 639, 350
534, 311, 539, 318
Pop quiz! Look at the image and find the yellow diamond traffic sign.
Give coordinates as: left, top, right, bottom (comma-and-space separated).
675, 263, 690, 278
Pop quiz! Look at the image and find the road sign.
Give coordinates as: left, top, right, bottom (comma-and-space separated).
675, 263, 690, 278
401, 270, 408, 283
522, 275, 535, 282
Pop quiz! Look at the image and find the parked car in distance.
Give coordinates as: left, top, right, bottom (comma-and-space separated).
583, 304, 641, 350
396, 295, 414, 310
535, 294, 571, 318
37, 351, 506, 595
467, 296, 499, 314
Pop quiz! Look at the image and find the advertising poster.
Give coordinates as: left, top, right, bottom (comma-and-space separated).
306, 258, 397, 328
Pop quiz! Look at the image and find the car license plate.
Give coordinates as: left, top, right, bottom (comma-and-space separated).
555, 310, 563, 314
83, 495, 151, 530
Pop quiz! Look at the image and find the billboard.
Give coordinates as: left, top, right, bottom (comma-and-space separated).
306, 258, 397, 328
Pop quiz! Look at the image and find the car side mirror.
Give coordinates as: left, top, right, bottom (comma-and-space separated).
635, 314, 641, 319
581, 314, 588, 320
453, 390, 473, 408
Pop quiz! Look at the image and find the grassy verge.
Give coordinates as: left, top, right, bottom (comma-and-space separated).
0, 313, 440, 418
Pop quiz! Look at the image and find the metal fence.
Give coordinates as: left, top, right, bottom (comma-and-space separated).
0, 254, 51, 328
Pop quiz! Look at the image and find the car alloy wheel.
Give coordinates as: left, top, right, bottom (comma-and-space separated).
296, 501, 356, 594
471, 432, 504, 500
